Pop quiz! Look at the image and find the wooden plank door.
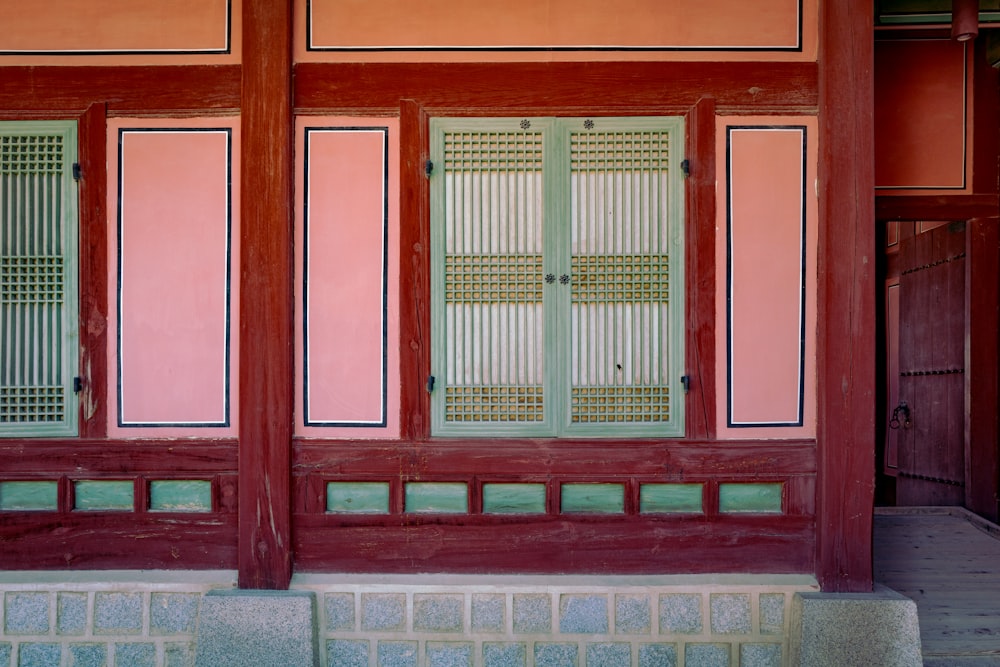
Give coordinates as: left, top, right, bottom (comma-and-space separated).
894, 221, 966, 506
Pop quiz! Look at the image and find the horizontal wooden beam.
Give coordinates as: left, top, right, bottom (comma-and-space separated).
0, 440, 237, 474
295, 61, 818, 114
876, 194, 1000, 222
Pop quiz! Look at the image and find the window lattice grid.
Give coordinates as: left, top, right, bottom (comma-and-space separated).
0, 135, 64, 175
0, 386, 65, 423
571, 386, 669, 423
571, 255, 669, 304
570, 131, 670, 172
443, 131, 543, 173
445, 254, 544, 304
444, 385, 544, 423
1, 256, 64, 304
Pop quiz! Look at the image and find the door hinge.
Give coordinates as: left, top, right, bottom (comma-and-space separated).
425, 160, 434, 177
73, 377, 83, 393
680, 374, 691, 393
427, 375, 436, 393
681, 159, 690, 178
72, 163, 82, 181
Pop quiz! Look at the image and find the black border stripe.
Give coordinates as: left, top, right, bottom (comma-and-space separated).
725, 125, 807, 428
116, 127, 233, 429
302, 126, 390, 428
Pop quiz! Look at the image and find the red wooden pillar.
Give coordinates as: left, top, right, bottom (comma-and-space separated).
239, 0, 294, 589
816, 0, 876, 591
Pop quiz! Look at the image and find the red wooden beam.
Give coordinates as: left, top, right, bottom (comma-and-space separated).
238, 0, 294, 589
876, 194, 1000, 221
816, 0, 876, 591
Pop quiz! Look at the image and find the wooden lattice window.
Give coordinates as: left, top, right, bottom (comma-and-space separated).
0, 121, 79, 437
430, 117, 685, 437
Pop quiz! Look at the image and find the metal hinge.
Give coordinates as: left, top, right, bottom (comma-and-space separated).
680, 375, 691, 393
73, 377, 83, 393
72, 163, 82, 181
425, 160, 434, 177
427, 375, 436, 393
681, 159, 690, 178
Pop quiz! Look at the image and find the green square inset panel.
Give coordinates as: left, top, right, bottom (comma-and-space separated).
149, 480, 212, 512
327, 482, 390, 514
640, 483, 703, 514
482, 483, 547, 514
73, 480, 134, 511
719, 483, 783, 514
0, 481, 58, 510
561, 483, 625, 514
405, 482, 468, 513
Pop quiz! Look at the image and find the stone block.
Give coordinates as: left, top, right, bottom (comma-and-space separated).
377, 640, 417, 667
0, 643, 9, 667
513, 594, 551, 634
362, 593, 406, 632
94, 592, 143, 635
426, 641, 473, 667
114, 642, 156, 667
740, 642, 782, 667
586, 642, 631, 666
658, 594, 702, 634
324, 593, 355, 631
414, 594, 463, 632
4, 592, 50, 635
758, 594, 785, 635
638, 643, 677, 667
789, 587, 922, 667
68, 643, 108, 667
151, 593, 200, 635
327, 639, 369, 667
472, 594, 505, 633
684, 643, 731, 667
615, 594, 651, 635
18, 643, 62, 667
58, 593, 88, 636
710, 593, 751, 634
165, 642, 196, 667
533, 642, 578, 667
193, 590, 318, 667
482, 642, 526, 667
559, 594, 608, 634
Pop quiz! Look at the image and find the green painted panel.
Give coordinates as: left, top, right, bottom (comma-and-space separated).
73, 480, 134, 511
482, 483, 547, 514
560, 483, 624, 514
149, 480, 212, 512
0, 481, 58, 510
404, 482, 468, 513
718, 483, 783, 514
640, 483, 703, 514
327, 482, 390, 514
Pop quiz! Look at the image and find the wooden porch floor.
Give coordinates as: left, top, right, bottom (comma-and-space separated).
874, 507, 1000, 666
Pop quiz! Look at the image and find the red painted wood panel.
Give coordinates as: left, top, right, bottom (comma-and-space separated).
816, 0, 875, 592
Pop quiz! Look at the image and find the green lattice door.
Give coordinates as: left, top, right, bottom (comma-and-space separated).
430, 117, 684, 437
0, 121, 79, 436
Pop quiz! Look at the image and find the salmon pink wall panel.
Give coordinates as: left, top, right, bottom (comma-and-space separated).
108, 119, 240, 437
294, 119, 400, 437
300, 0, 814, 62
716, 120, 817, 438
0, 0, 237, 63
875, 39, 970, 192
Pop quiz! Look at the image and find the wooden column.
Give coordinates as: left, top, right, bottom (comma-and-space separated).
239, 0, 294, 589
816, 0, 876, 591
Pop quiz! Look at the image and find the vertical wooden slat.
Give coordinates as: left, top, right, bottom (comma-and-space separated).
78, 103, 107, 438
239, 0, 293, 589
817, 0, 875, 592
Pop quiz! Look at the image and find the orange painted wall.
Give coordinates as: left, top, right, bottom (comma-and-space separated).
294, 117, 401, 438
107, 118, 241, 437
715, 118, 818, 439
296, 0, 817, 62
875, 39, 971, 192
0, 0, 240, 65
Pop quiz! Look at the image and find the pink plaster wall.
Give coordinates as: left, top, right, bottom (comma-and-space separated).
296, 0, 817, 62
0, 0, 240, 65
107, 118, 240, 437
294, 118, 401, 437
875, 39, 970, 192
715, 119, 818, 439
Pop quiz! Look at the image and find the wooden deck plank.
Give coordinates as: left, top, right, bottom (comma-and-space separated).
875, 508, 1000, 662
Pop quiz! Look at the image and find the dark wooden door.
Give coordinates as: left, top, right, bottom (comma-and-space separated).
893, 221, 966, 506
